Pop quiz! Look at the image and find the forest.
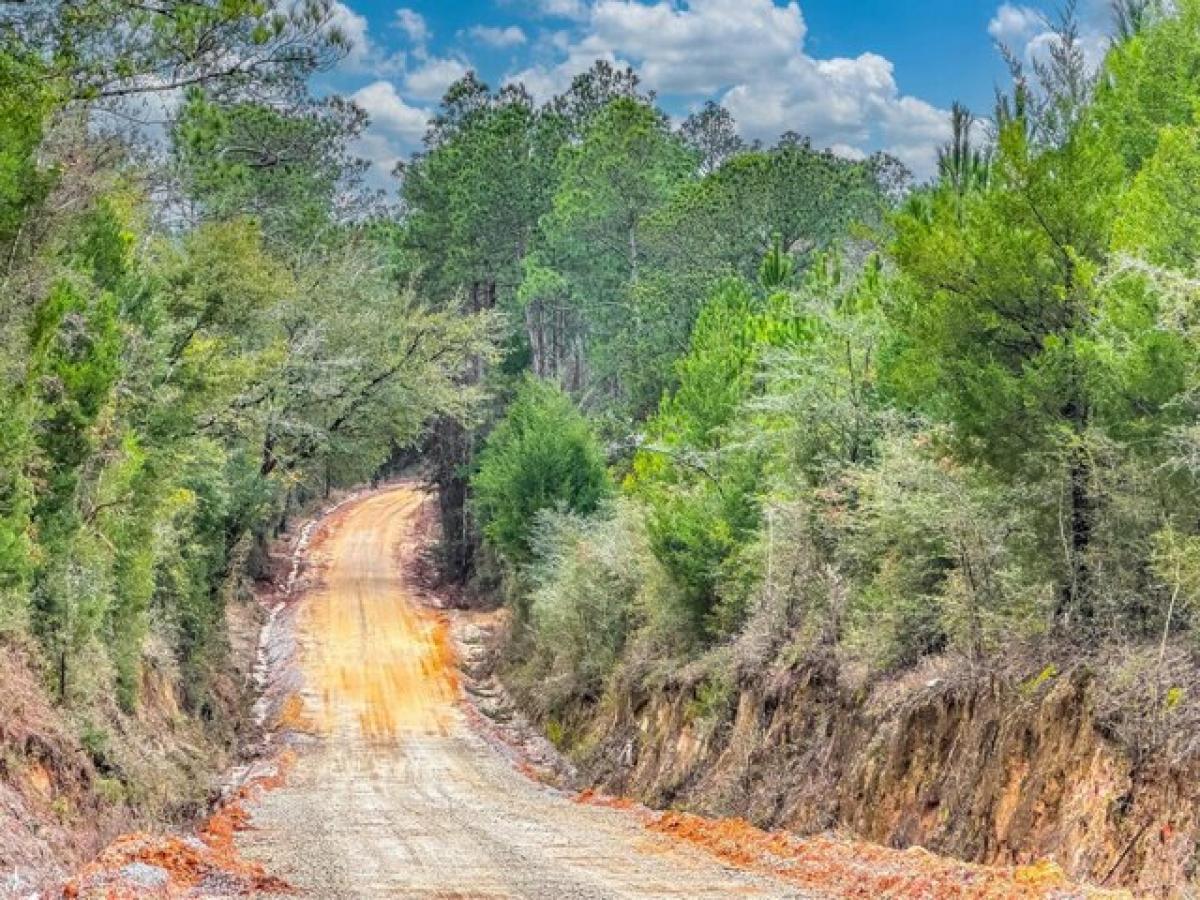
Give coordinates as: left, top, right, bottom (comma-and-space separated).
3, 0, 1200, 888
440, 1, 1200, 770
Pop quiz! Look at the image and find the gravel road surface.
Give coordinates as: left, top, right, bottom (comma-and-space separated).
237, 488, 809, 899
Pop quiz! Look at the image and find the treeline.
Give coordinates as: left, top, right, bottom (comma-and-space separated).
0, 0, 487, 732
401, 2, 1200, 750
398, 65, 898, 581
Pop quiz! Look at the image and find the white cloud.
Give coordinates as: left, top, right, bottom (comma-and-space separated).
328, 1, 374, 69
394, 8, 431, 44
403, 57, 472, 101
527, 0, 590, 20
468, 24, 529, 48
987, 3, 1044, 43
585, 0, 806, 94
988, 1, 1112, 70
352, 80, 429, 140
829, 143, 868, 162
507, 48, 624, 101
350, 80, 430, 182
507, 0, 952, 179
328, 1, 404, 74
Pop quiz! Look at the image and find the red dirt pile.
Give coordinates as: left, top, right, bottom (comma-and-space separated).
646, 808, 1128, 899
62, 752, 296, 898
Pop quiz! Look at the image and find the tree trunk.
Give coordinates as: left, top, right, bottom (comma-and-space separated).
526, 298, 545, 377
58, 648, 67, 704
429, 416, 474, 584
1066, 447, 1094, 621
1056, 393, 1093, 626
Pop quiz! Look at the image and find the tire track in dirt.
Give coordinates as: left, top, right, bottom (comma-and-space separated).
237, 486, 808, 899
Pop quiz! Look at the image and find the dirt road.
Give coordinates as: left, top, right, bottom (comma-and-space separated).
237, 487, 808, 899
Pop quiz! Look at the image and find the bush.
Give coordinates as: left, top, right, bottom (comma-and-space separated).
523, 506, 637, 708
473, 377, 611, 566
515, 500, 686, 714
841, 432, 1051, 670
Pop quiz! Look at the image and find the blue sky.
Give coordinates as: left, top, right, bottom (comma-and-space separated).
319, 0, 1119, 184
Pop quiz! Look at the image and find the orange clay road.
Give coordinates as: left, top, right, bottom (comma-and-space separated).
236, 487, 810, 899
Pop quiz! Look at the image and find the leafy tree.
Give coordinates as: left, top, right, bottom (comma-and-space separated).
0, 8, 495, 719
520, 502, 654, 711
0, 43, 57, 630
1113, 0, 1158, 41
0, 45, 55, 244
843, 432, 1050, 668
174, 91, 372, 250
937, 102, 991, 200
680, 101, 745, 175
625, 139, 886, 412
545, 60, 652, 141
889, 82, 1123, 624
1093, 0, 1200, 170
398, 76, 556, 580
401, 78, 553, 313
628, 275, 812, 634
27, 202, 126, 700
8, 0, 345, 103
749, 255, 891, 482
645, 139, 886, 288
538, 97, 694, 407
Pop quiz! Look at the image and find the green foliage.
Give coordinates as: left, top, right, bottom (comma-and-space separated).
748, 255, 891, 481
1112, 124, 1200, 268
645, 139, 888, 287
519, 503, 646, 711
381, 3, 1200, 744
26, 202, 126, 698
400, 79, 552, 315
758, 235, 794, 291
15, 0, 1200, 785
473, 378, 612, 566
889, 119, 1120, 468
0, 17, 493, 720
685, 666, 736, 725
627, 276, 813, 634
537, 97, 695, 408
0, 46, 56, 244
31, 0, 344, 103
1094, 0, 1200, 171
174, 91, 370, 250
843, 432, 1051, 668
629, 140, 888, 411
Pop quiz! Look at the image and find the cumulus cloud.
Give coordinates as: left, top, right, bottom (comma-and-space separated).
350, 80, 430, 182
508, 0, 952, 178
328, 0, 404, 74
987, 3, 1044, 43
468, 24, 529, 48
522, 0, 591, 20
403, 56, 472, 100
352, 80, 428, 138
394, 8, 431, 44
988, 0, 1112, 70
328, 1, 374, 69
585, 0, 806, 93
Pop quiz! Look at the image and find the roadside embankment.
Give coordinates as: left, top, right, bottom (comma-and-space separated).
506, 644, 1196, 896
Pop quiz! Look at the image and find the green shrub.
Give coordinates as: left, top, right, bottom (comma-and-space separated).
93, 776, 126, 806
514, 500, 691, 713
520, 503, 643, 710
78, 720, 111, 769
473, 377, 611, 566
842, 432, 1051, 670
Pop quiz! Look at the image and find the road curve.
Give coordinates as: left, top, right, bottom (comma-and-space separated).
237, 487, 808, 899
